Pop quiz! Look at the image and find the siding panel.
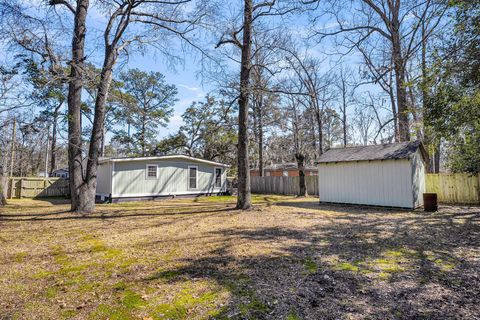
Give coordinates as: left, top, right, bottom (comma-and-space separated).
318, 159, 415, 208
109, 159, 226, 197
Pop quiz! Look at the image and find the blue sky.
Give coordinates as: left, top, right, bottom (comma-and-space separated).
129, 55, 209, 137
5, 0, 388, 144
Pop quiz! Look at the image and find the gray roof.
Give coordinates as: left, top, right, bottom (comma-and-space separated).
317, 141, 427, 163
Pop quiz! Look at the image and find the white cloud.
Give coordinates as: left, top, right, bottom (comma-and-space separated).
178, 84, 201, 91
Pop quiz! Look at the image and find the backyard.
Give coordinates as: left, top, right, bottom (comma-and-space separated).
0, 196, 479, 320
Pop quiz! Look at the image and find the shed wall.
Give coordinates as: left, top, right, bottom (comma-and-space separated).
110, 160, 227, 198
318, 159, 414, 208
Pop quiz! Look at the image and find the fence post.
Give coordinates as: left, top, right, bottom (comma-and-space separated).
477, 173, 480, 204
19, 178, 23, 198
9, 178, 14, 199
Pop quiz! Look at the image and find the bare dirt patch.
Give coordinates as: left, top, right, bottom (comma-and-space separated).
0, 196, 479, 319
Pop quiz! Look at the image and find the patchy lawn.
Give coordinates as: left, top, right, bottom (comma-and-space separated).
0, 196, 479, 320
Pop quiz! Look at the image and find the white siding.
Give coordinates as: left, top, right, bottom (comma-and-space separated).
96, 162, 112, 195
318, 159, 414, 208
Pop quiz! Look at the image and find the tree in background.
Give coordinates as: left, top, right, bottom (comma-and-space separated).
83, 64, 134, 157
113, 69, 176, 156
282, 45, 336, 157
216, 0, 301, 209
23, 59, 67, 175
314, 0, 448, 142
47, 0, 208, 213
425, 1, 480, 173
156, 95, 237, 167
334, 66, 356, 147
249, 33, 283, 175
275, 92, 316, 197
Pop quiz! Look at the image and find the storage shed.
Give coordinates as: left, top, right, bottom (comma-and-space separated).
317, 141, 427, 209
96, 155, 229, 202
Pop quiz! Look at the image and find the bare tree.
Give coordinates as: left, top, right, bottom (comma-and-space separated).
250, 28, 284, 176
282, 45, 335, 156
284, 93, 311, 196
50, 0, 209, 213
48, 0, 89, 212
355, 91, 395, 144
334, 65, 356, 146
216, 1, 299, 209
314, 0, 448, 142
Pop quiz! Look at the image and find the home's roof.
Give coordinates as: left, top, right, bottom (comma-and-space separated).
251, 162, 317, 171
317, 141, 428, 164
99, 154, 230, 167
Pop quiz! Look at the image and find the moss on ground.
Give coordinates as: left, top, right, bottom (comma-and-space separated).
303, 258, 318, 274
1, 197, 477, 320
150, 288, 219, 320
286, 312, 301, 320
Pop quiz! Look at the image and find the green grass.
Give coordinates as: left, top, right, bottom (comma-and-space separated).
1, 197, 474, 320
303, 258, 318, 274
287, 312, 301, 320
150, 288, 220, 320
334, 262, 360, 272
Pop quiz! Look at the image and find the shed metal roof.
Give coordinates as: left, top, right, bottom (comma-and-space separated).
317, 141, 427, 164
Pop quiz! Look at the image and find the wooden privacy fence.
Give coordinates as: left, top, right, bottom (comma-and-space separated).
251, 176, 319, 196
251, 173, 480, 204
8, 177, 70, 198
426, 173, 479, 204
4, 173, 479, 203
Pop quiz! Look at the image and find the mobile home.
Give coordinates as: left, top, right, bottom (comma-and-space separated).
96, 155, 229, 202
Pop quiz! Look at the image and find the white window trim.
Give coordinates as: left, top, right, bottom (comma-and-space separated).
188, 165, 198, 190
145, 164, 158, 180
214, 167, 222, 188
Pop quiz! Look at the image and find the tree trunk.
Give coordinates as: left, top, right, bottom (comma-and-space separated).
0, 176, 7, 206
67, 0, 89, 212
257, 98, 264, 177
434, 142, 440, 173
81, 48, 117, 213
141, 112, 147, 156
50, 102, 62, 175
342, 84, 347, 147
236, 0, 253, 210
100, 126, 105, 157
295, 153, 307, 197
309, 111, 317, 158
388, 67, 399, 142
314, 101, 323, 155
391, 20, 410, 142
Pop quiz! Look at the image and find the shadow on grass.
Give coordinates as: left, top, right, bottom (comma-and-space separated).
141, 205, 480, 319
0, 205, 235, 222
